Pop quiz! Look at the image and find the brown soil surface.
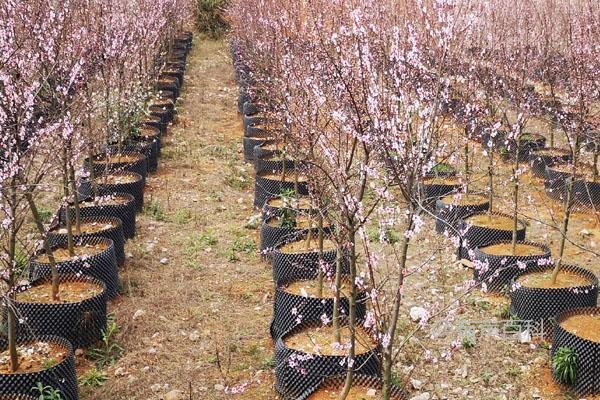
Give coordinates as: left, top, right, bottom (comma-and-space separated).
95, 173, 139, 184
308, 385, 403, 400
532, 148, 570, 157
35, 242, 109, 263
284, 325, 376, 356
466, 213, 521, 230
423, 176, 460, 185
16, 280, 102, 303
441, 193, 488, 206
560, 313, 600, 343
258, 170, 308, 182
51, 221, 116, 235
279, 238, 336, 254
480, 243, 546, 257
282, 279, 348, 298
267, 214, 331, 229
518, 269, 592, 288
267, 196, 312, 209
78, 195, 131, 208
139, 127, 160, 137
93, 153, 144, 165
0, 341, 67, 375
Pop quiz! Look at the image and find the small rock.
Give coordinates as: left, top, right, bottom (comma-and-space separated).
517, 330, 531, 344
245, 214, 262, 229
189, 331, 200, 341
150, 384, 162, 392
163, 390, 184, 400
214, 384, 224, 391
148, 347, 157, 354
366, 388, 377, 396
160, 258, 169, 265
114, 367, 127, 376
409, 393, 431, 400
133, 309, 146, 320
410, 306, 428, 322
411, 379, 424, 390
126, 252, 133, 258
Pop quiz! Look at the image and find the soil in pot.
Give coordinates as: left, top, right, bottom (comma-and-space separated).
283, 278, 348, 298
530, 147, 572, 178
560, 313, 600, 343
266, 196, 312, 209
441, 193, 488, 206
435, 193, 490, 234
51, 220, 118, 236
15, 280, 102, 304
466, 213, 522, 231
267, 214, 331, 230
92, 153, 144, 165
0, 341, 67, 375
517, 270, 593, 289
284, 324, 376, 357
34, 241, 109, 263
95, 172, 139, 185
479, 242, 545, 257
307, 385, 401, 400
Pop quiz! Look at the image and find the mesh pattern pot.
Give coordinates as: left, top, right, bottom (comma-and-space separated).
162, 68, 184, 87
243, 101, 261, 116
552, 307, 600, 395
544, 166, 573, 202
421, 180, 461, 210
529, 148, 572, 178
297, 374, 407, 400
574, 179, 600, 209
457, 211, 526, 260
243, 114, 265, 135
260, 219, 332, 258
271, 280, 367, 340
148, 104, 174, 125
136, 125, 162, 157
59, 193, 136, 239
510, 265, 598, 324
87, 150, 148, 185
129, 138, 159, 172
254, 172, 309, 209
11, 274, 107, 348
272, 244, 346, 286
262, 196, 314, 221
92, 172, 145, 212
29, 237, 119, 299
434, 197, 490, 234
142, 115, 166, 136
0, 336, 78, 399
502, 134, 547, 162
48, 216, 125, 267
243, 136, 272, 163
156, 77, 180, 99
471, 241, 551, 293
274, 322, 381, 399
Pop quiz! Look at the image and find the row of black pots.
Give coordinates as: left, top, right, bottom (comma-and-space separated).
544, 166, 600, 208
0, 32, 194, 400
233, 69, 398, 398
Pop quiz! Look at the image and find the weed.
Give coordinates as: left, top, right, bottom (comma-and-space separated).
226, 233, 256, 261
33, 383, 63, 400
481, 369, 494, 385
552, 347, 577, 385
173, 209, 192, 225
260, 356, 275, 369
42, 357, 58, 370
144, 200, 167, 221
462, 335, 476, 349
37, 206, 54, 225
87, 316, 123, 368
196, 0, 229, 39
498, 304, 512, 319
79, 368, 108, 387
224, 163, 250, 190
506, 366, 522, 379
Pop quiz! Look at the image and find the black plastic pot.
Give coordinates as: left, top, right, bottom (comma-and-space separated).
0, 336, 78, 399
136, 125, 162, 157
262, 195, 314, 221
88, 171, 145, 212
156, 76, 180, 99
254, 170, 309, 209
48, 216, 125, 266
87, 150, 148, 186
243, 101, 261, 116
255, 153, 297, 175
457, 211, 526, 260
129, 136, 159, 173
59, 193, 136, 239
271, 240, 344, 286
29, 237, 119, 299
274, 322, 381, 399
260, 217, 332, 258
421, 178, 462, 209
271, 279, 367, 339
162, 68, 184, 87
148, 101, 175, 125
142, 115, 166, 136
11, 274, 107, 348
552, 307, 600, 395
500, 133, 547, 162
243, 114, 265, 135
529, 147, 572, 178
434, 195, 490, 234
425, 163, 457, 178
471, 241, 551, 293
544, 166, 575, 202
574, 179, 600, 209
297, 374, 407, 400
510, 264, 598, 324
243, 135, 273, 163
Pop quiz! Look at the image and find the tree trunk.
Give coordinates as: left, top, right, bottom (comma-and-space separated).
62, 153, 75, 257
511, 142, 521, 255
338, 226, 357, 400
487, 150, 494, 211
316, 213, 324, 298
332, 245, 343, 343
69, 163, 82, 234
551, 175, 574, 284
7, 184, 19, 372
25, 192, 60, 300
381, 215, 412, 400
464, 133, 469, 193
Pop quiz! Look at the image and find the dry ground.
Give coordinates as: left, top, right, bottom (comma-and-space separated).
78, 36, 600, 400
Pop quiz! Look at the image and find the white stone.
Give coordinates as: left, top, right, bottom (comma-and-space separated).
160, 258, 169, 265
214, 384, 224, 391
411, 379, 424, 390
164, 390, 184, 400
366, 388, 377, 396
409, 393, 431, 400
410, 306, 428, 322
133, 309, 146, 320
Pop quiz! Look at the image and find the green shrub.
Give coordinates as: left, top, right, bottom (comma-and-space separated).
553, 347, 577, 386
196, 0, 229, 39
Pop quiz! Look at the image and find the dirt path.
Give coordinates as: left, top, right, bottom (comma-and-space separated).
81, 37, 276, 400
